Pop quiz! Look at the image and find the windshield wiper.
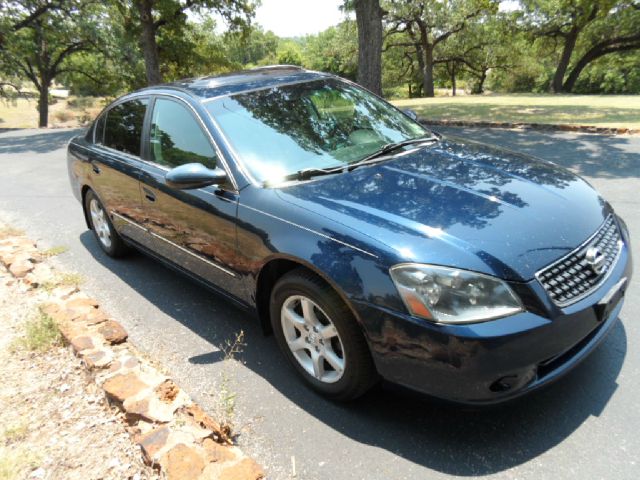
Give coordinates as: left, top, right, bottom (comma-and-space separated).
349, 136, 439, 170
263, 165, 347, 186
263, 136, 439, 186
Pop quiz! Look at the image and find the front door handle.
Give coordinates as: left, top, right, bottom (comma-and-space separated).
142, 187, 156, 202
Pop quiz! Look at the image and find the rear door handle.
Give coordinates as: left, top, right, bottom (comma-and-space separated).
142, 187, 156, 202
90, 161, 101, 174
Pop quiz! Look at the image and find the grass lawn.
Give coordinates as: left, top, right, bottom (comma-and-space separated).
0, 96, 106, 129
391, 94, 640, 129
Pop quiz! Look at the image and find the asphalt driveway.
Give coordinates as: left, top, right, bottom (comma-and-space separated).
0, 126, 638, 479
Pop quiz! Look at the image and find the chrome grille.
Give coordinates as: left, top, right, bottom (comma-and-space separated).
536, 215, 622, 306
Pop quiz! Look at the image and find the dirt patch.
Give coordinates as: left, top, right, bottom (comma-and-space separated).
0, 224, 265, 480
0, 269, 159, 480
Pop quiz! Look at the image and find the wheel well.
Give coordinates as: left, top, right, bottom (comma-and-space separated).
256, 259, 301, 334
256, 258, 363, 336
81, 185, 92, 229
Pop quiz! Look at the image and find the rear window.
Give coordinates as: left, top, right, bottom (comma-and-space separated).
104, 98, 148, 156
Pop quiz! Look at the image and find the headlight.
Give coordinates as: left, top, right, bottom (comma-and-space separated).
389, 264, 523, 324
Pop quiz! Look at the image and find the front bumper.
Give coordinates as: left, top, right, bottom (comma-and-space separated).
354, 231, 632, 405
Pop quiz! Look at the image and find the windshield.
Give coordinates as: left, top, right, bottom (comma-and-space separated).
206, 79, 428, 184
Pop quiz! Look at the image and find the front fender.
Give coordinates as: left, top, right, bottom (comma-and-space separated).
235, 187, 405, 318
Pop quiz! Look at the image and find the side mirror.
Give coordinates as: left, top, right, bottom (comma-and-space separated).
165, 163, 227, 190
402, 108, 419, 121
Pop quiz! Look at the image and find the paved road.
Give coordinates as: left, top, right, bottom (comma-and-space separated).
1, 127, 638, 480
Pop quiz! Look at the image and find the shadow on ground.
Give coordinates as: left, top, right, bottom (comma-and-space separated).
0, 128, 82, 155
435, 126, 640, 179
80, 231, 627, 476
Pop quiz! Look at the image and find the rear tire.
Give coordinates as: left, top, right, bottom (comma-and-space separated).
270, 268, 378, 401
84, 190, 129, 257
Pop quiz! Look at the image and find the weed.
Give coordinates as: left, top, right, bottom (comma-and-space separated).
211, 330, 245, 434
0, 446, 40, 480
40, 272, 83, 293
1, 423, 28, 445
41, 245, 68, 257
13, 308, 62, 352
0, 227, 24, 240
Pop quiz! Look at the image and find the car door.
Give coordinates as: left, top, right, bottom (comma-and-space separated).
138, 95, 246, 301
90, 97, 150, 247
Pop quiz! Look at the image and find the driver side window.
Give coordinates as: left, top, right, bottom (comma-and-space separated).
150, 98, 217, 169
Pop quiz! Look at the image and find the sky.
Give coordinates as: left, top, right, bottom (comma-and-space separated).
252, 0, 521, 38
254, 0, 346, 37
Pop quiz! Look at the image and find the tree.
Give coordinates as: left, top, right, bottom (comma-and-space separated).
303, 21, 358, 79
524, 0, 640, 92
386, 0, 497, 97
0, 1, 100, 126
115, 0, 256, 86
440, 12, 516, 94
352, 0, 384, 95
223, 27, 279, 66
0, 0, 68, 96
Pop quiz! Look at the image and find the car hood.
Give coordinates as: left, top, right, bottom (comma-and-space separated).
274, 137, 608, 281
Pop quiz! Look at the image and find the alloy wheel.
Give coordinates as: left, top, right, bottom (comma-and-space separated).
89, 198, 112, 249
280, 295, 346, 383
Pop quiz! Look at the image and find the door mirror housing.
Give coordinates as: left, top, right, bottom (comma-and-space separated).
165, 163, 227, 190
402, 108, 419, 121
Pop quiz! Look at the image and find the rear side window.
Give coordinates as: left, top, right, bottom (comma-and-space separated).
104, 98, 148, 156
149, 98, 217, 169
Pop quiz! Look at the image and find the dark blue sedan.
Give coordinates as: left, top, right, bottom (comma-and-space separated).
67, 66, 633, 404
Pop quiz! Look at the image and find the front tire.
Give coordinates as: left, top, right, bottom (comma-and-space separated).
270, 268, 377, 401
84, 190, 129, 257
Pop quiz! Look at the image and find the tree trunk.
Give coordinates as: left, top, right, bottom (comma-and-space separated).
450, 63, 456, 96
422, 45, 435, 97
563, 42, 640, 92
354, 0, 383, 95
136, 0, 163, 85
552, 28, 578, 93
38, 84, 49, 128
473, 70, 487, 94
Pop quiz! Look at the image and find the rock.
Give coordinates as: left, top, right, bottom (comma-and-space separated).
125, 396, 177, 424
181, 404, 231, 445
82, 349, 114, 369
161, 444, 205, 480
65, 297, 99, 315
103, 372, 149, 403
156, 380, 180, 403
23, 263, 54, 287
201, 438, 237, 464
50, 285, 79, 300
29, 467, 46, 479
58, 321, 89, 342
219, 458, 264, 480
84, 308, 109, 326
137, 426, 170, 464
124, 385, 189, 423
109, 356, 139, 373
98, 320, 128, 344
70, 335, 95, 353
9, 258, 34, 278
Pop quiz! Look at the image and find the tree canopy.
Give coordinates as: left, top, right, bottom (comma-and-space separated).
1, 0, 640, 127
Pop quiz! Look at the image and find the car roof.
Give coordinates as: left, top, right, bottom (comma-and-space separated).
140, 65, 333, 101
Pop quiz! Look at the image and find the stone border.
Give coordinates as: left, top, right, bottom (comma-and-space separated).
0, 230, 264, 480
420, 119, 640, 135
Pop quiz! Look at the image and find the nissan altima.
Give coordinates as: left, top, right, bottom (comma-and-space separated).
67, 66, 632, 403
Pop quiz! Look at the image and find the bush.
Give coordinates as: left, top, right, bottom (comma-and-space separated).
53, 110, 74, 122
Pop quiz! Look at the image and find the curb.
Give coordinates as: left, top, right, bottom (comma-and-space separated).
0, 230, 265, 480
420, 119, 640, 135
